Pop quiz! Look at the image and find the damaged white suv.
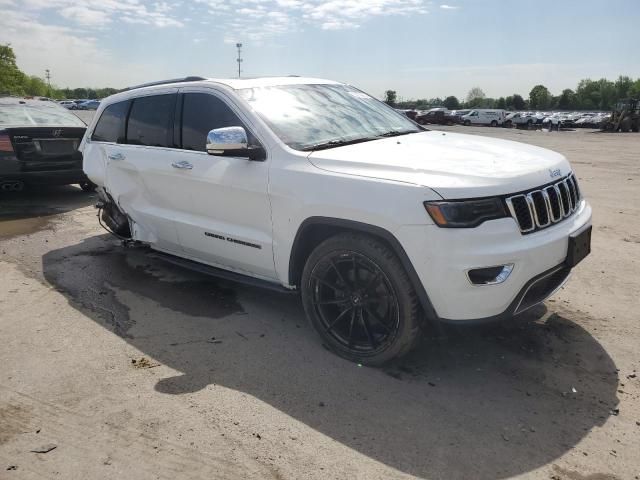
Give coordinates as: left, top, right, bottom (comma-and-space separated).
81, 76, 592, 365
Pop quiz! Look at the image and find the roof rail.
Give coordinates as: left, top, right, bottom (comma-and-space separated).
123, 76, 208, 91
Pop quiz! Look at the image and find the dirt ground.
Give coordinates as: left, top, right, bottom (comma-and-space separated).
0, 125, 638, 480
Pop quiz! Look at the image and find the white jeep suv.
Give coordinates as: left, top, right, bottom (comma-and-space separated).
80, 76, 592, 365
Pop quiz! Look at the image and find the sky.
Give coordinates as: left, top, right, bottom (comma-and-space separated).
1, 0, 639, 100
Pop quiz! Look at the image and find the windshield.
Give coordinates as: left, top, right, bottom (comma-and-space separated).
0, 103, 86, 127
238, 83, 421, 150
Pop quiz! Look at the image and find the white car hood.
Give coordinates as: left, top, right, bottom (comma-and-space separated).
307, 131, 571, 199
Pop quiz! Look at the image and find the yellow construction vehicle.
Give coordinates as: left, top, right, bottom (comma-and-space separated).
602, 98, 639, 132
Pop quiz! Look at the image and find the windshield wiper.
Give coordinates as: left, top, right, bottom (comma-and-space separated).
375, 130, 419, 138
301, 130, 420, 152
301, 137, 377, 152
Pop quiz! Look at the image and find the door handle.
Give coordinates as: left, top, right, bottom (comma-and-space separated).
108, 152, 125, 161
171, 160, 193, 170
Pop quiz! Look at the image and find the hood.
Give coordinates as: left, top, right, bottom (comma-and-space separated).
307, 131, 571, 199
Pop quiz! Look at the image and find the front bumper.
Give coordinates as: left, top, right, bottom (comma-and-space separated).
396, 199, 592, 322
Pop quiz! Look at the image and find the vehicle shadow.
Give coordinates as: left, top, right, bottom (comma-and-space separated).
42, 235, 619, 480
0, 184, 95, 219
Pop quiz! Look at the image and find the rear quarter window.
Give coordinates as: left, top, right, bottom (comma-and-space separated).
91, 100, 130, 143
126, 94, 176, 147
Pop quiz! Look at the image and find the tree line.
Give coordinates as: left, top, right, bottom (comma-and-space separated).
1, 45, 119, 100
385, 75, 640, 112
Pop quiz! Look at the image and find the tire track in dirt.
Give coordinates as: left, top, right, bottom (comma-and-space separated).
0, 386, 277, 479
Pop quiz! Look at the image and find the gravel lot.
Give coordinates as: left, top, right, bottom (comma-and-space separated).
0, 123, 638, 480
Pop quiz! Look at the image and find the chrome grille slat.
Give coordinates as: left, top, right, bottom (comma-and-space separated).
566, 177, 578, 210
525, 194, 538, 227
562, 180, 574, 212
558, 182, 570, 216
544, 186, 562, 222
507, 174, 582, 234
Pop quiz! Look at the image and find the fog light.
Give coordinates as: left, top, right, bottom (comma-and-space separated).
467, 264, 514, 285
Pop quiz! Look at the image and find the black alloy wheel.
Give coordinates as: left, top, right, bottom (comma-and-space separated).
301, 233, 421, 365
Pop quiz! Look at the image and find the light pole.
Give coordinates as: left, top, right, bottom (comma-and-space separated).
45, 69, 51, 96
236, 43, 243, 78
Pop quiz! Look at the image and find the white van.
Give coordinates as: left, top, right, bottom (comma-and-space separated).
461, 109, 506, 126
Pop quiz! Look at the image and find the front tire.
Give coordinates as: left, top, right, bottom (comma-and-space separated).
301, 232, 421, 365
463, 120, 470, 126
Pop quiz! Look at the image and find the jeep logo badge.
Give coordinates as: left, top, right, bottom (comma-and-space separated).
549, 168, 561, 178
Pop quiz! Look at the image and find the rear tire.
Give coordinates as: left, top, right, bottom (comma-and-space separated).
490, 120, 498, 127
620, 118, 631, 133
301, 232, 421, 365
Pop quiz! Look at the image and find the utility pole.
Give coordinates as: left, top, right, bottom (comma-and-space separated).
236, 43, 243, 78
45, 69, 51, 96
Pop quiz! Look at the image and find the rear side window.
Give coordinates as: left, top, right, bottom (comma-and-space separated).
181, 93, 245, 151
91, 101, 129, 142
127, 94, 175, 147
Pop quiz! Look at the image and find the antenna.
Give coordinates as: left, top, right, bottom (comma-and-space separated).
236, 43, 243, 78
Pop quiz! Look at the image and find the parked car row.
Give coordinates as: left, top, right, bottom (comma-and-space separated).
397, 108, 508, 127
398, 107, 612, 129
58, 99, 101, 110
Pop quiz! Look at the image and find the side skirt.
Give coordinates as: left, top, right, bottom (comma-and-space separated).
148, 250, 297, 295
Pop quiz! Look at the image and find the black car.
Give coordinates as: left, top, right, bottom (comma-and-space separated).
415, 109, 461, 125
0, 97, 93, 192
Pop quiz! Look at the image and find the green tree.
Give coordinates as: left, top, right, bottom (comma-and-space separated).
73, 87, 89, 99
511, 94, 526, 110
384, 90, 397, 106
496, 97, 506, 109
595, 78, 616, 110
24, 76, 48, 96
481, 97, 496, 108
443, 96, 460, 110
465, 87, 485, 107
529, 85, 551, 110
557, 89, 577, 110
0, 44, 27, 95
614, 75, 633, 100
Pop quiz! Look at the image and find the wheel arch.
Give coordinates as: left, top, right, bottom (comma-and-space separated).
288, 216, 439, 321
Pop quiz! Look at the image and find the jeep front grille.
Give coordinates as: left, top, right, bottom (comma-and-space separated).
506, 174, 582, 233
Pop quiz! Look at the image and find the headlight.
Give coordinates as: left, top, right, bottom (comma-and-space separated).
424, 198, 507, 228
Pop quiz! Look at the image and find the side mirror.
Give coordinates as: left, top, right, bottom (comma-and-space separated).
206, 126, 266, 161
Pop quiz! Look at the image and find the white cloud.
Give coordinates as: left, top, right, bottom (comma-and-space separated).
0, 10, 167, 88
205, 0, 430, 43
439, 4, 459, 9
15, 0, 185, 29
59, 5, 109, 26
